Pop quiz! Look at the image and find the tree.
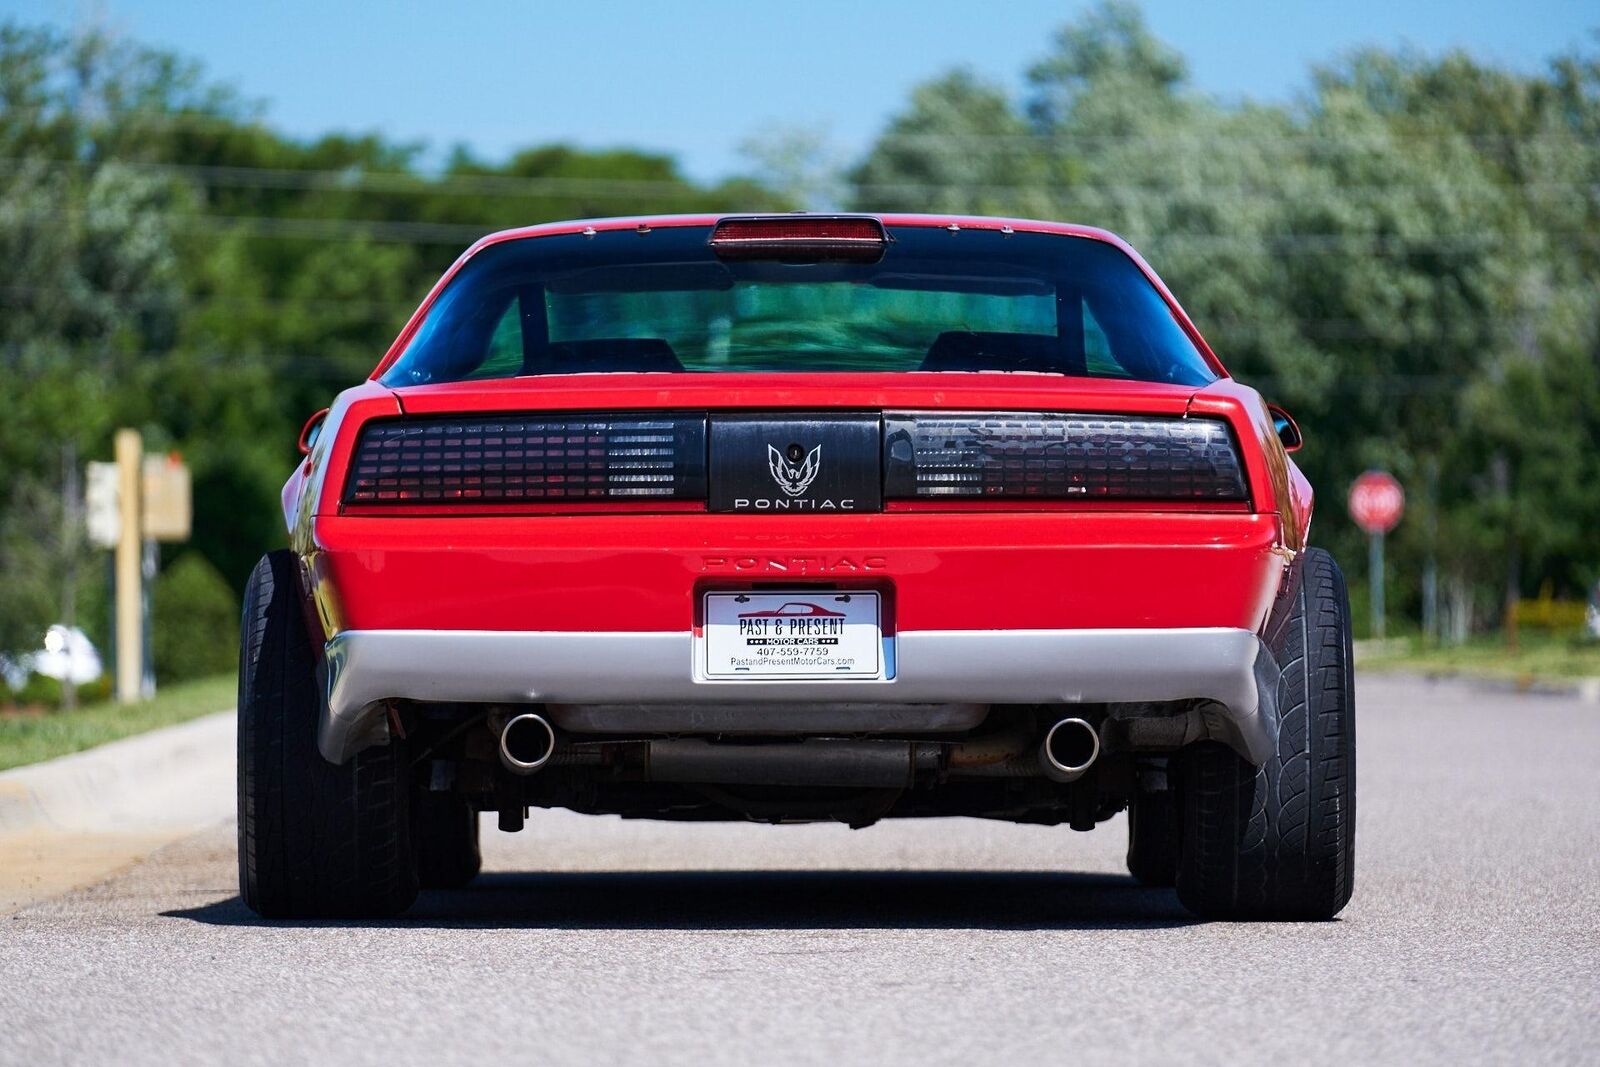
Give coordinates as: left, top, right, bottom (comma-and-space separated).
0, 19, 790, 666
851, 71, 1049, 216
849, 6, 1600, 631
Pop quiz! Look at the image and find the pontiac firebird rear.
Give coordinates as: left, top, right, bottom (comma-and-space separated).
238, 214, 1356, 922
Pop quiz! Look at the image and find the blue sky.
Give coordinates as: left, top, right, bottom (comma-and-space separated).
12, 0, 1596, 180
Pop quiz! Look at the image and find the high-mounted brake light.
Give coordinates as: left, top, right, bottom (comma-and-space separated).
709, 216, 888, 262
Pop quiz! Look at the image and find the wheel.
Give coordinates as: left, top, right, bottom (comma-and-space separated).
237, 550, 418, 919
1174, 548, 1356, 920
1125, 788, 1178, 887
413, 793, 482, 889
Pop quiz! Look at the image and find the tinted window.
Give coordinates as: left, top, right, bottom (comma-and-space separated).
382, 225, 1216, 386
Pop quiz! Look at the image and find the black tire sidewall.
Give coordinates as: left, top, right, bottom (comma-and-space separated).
1175, 548, 1356, 920
236, 550, 418, 919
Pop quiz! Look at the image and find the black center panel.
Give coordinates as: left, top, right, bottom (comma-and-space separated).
708, 414, 883, 513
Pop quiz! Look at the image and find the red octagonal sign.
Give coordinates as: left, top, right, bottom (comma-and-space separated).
1349, 470, 1405, 534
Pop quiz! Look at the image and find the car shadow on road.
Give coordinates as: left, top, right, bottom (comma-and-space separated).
163, 869, 1198, 931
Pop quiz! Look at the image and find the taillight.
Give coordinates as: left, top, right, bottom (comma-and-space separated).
709, 216, 888, 262
882, 413, 1247, 501
343, 415, 707, 505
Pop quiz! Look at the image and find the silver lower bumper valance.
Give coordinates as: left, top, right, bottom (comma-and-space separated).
320, 628, 1278, 766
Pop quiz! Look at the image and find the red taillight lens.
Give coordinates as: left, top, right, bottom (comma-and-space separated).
883, 413, 1248, 501
343, 415, 707, 505
709, 216, 888, 262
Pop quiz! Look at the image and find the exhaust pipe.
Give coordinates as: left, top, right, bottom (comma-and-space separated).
499, 713, 556, 775
645, 738, 936, 789
1039, 717, 1100, 782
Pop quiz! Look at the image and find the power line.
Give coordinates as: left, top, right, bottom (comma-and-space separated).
0, 340, 1506, 391
6, 155, 1593, 209
0, 285, 1526, 351
3, 156, 1594, 200
50, 106, 1600, 146
9, 203, 1595, 254
868, 130, 1600, 150
0, 157, 734, 199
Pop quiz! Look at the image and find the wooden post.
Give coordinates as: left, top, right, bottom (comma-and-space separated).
114, 429, 142, 704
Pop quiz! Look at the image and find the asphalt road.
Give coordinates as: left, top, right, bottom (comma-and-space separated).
2, 675, 1596, 1065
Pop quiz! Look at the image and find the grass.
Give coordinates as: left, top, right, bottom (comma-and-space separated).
1358, 632, 1600, 684
0, 673, 235, 773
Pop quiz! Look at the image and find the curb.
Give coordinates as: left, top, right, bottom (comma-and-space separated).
0, 710, 235, 837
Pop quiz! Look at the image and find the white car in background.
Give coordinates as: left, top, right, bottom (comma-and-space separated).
4, 625, 103, 691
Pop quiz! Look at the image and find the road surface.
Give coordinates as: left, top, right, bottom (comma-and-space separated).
1, 675, 1596, 1064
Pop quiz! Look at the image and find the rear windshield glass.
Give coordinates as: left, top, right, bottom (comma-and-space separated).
380, 224, 1216, 386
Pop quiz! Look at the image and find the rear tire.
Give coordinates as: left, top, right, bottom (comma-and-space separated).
237, 550, 418, 919
413, 793, 482, 889
1174, 548, 1356, 920
1125, 790, 1179, 887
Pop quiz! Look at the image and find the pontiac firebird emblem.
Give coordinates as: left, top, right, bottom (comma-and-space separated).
768, 444, 821, 497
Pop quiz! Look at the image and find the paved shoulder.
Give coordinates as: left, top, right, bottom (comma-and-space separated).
0, 710, 234, 913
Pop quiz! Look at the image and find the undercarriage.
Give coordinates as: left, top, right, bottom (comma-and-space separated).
401, 700, 1206, 831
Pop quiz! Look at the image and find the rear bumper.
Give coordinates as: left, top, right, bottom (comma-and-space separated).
320, 627, 1280, 766
308, 512, 1284, 634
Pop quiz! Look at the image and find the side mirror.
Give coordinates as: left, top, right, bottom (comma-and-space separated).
1267, 404, 1302, 453
298, 408, 330, 456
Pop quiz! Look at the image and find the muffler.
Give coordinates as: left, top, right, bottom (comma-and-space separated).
1039, 717, 1101, 782
645, 738, 938, 789
499, 713, 556, 775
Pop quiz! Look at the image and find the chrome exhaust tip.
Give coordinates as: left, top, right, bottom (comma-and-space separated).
499, 713, 556, 775
1039, 717, 1100, 782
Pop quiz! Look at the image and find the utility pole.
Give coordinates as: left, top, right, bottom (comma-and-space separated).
113, 429, 142, 704
89, 437, 191, 704
60, 443, 81, 711
1421, 458, 1438, 645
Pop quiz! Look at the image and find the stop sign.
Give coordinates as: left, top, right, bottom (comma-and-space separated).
1349, 470, 1404, 534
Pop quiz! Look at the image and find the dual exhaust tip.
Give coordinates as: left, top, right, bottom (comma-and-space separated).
498, 711, 1101, 781
499, 713, 556, 774
1039, 717, 1100, 782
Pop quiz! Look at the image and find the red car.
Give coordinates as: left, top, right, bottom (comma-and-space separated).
737, 601, 846, 619
238, 214, 1354, 921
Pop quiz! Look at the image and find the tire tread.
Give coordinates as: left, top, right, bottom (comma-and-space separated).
1175, 548, 1356, 920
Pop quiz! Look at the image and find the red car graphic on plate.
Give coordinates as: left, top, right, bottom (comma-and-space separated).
737, 601, 846, 619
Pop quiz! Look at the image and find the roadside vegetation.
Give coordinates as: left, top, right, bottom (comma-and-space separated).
845, 6, 1600, 648
0, 673, 234, 772
1359, 633, 1600, 684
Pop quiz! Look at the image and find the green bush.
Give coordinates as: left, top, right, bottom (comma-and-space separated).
1, 672, 112, 711
152, 553, 239, 683
7, 671, 62, 709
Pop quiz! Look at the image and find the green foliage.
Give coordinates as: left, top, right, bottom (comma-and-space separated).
851, 3, 1600, 635
3, 672, 112, 712
851, 71, 1051, 216
0, 20, 788, 662
151, 553, 239, 683
1358, 631, 1600, 682
2, 9, 1596, 657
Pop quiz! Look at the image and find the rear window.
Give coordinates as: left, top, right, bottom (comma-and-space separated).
381, 224, 1216, 387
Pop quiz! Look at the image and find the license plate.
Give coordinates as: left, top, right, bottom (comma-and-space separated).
701, 591, 884, 680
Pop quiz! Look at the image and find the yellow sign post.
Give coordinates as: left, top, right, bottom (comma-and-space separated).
113, 430, 143, 704
103, 432, 194, 704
